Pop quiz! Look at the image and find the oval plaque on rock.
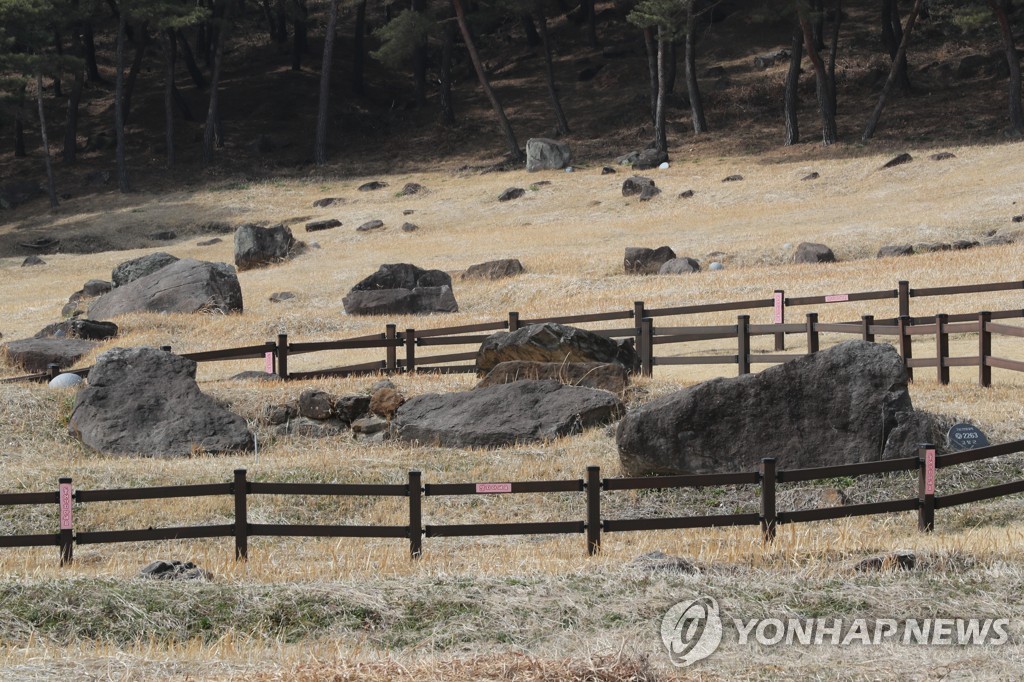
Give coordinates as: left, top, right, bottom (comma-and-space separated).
947, 423, 989, 451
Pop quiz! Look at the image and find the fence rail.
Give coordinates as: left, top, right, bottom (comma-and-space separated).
4, 440, 1024, 567
3, 278, 1023, 386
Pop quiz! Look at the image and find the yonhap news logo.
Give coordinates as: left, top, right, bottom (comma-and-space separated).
661, 596, 1011, 667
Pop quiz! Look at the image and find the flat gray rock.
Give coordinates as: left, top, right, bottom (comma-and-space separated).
3, 338, 98, 372
88, 259, 243, 319
112, 252, 179, 287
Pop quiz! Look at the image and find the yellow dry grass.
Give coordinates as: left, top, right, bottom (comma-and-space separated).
2, 143, 1024, 679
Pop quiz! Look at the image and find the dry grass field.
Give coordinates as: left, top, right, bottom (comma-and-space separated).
3, 142, 1024, 679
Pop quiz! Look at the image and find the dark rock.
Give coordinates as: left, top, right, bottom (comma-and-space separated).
0, 180, 43, 209
68, 347, 253, 456
526, 138, 573, 172
34, 319, 118, 340
882, 153, 913, 169
112, 252, 179, 287
616, 340, 936, 475
801, 172, 820, 181
631, 149, 668, 171
149, 231, 177, 241
3, 338, 99, 372
915, 242, 952, 253
401, 222, 419, 232
499, 187, 526, 202
352, 416, 390, 440
951, 239, 979, 250
402, 209, 415, 215
753, 50, 788, 69
306, 219, 341, 232
1013, 215, 1024, 223
263, 402, 298, 425
629, 551, 697, 574
269, 291, 296, 302
659, 257, 701, 275
530, 180, 552, 188
602, 166, 617, 175
678, 189, 695, 198
399, 182, 425, 196
370, 387, 405, 420
350, 263, 452, 291
343, 287, 458, 316
793, 242, 837, 264
722, 174, 744, 182
234, 224, 297, 270
312, 197, 345, 208
197, 238, 223, 246
393, 380, 624, 448
462, 259, 525, 280
855, 551, 916, 572
930, 152, 956, 161
358, 181, 388, 191
334, 394, 372, 423
21, 256, 45, 267
624, 246, 676, 274
357, 219, 385, 232
90, 259, 243, 319
298, 388, 335, 420
877, 244, 914, 258
477, 323, 638, 375
477, 361, 629, 394
622, 176, 659, 200
139, 560, 212, 581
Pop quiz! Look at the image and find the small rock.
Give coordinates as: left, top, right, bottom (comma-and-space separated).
877, 244, 914, 258
312, 197, 345, 207
401, 222, 419, 232
139, 560, 212, 581
352, 415, 389, 435
801, 172, 820, 181
624, 246, 676, 275
306, 219, 341, 232
622, 176, 658, 199
678, 189, 694, 198
197, 238, 222, 246
722, 174, 744, 182
659, 257, 701, 275
399, 182, 425, 196
263, 402, 298, 425
48, 373, 84, 389
499, 187, 526, 202
402, 209, 415, 216
1012, 215, 1023, 223
230, 371, 282, 382
298, 388, 335, 420
269, 291, 296, 302
854, 550, 916, 572
709, 262, 724, 271
601, 166, 616, 175
629, 551, 697, 574
462, 259, 524, 281
793, 242, 837, 264
21, 255, 45, 267
915, 242, 952, 253
357, 219, 385, 232
658, 162, 670, 170
358, 181, 387, 191
370, 380, 395, 392
930, 152, 956, 161
632, 148, 668, 171
370, 387, 406, 420
882, 153, 913, 169
951, 239, 979, 250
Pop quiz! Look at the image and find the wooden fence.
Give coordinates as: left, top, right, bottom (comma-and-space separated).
4, 440, 1024, 566
4, 277, 1023, 386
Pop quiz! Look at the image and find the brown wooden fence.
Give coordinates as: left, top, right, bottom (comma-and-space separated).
3, 277, 1023, 385
4, 440, 1024, 566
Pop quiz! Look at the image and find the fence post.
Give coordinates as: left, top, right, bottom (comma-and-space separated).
234, 469, 248, 560
759, 459, 777, 544
805, 313, 819, 355
385, 324, 397, 372
59, 477, 73, 566
773, 290, 785, 351
737, 315, 750, 375
405, 329, 416, 373
898, 280, 910, 318
408, 470, 422, 559
979, 311, 992, 387
935, 314, 949, 385
633, 302, 646, 375
508, 312, 520, 332
264, 341, 277, 375
917, 445, 935, 532
861, 315, 875, 343
640, 317, 654, 377
586, 466, 601, 556
47, 363, 60, 381
898, 316, 914, 381
276, 333, 289, 379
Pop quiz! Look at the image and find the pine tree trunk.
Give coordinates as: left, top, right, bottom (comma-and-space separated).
203, 8, 228, 164
439, 20, 456, 126
863, 0, 924, 140
799, 7, 837, 145
53, 31, 63, 97
882, 0, 911, 93
115, 15, 130, 191
665, 41, 676, 96
164, 30, 176, 166
63, 24, 85, 163
654, 29, 667, 153
84, 23, 103, 83
989, 0, 1024, 136
643, 28, 657, 127
521, 14, 541, 48
451, 0, 523, 162
122, 27, 148, 125
685, 4, 706, 134
812, 0, 825, 49
538, 9, 569, 135
784, 25, 802, 145
412, 0, 428, 107
314, 0, 339, 165
177, 31, 208, 88
828, 0, 842, 111
352, 0, 366, 93
36, 73, 59, 208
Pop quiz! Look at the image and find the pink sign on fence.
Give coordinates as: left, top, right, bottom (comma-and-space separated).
773, 292, 784, 324
265, 352, 274, 374
59, 483, 73, 530
825, 294, 850, 303
925, 449, 936, 495
476, 483, 513, 494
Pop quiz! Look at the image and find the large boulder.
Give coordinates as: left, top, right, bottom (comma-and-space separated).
343, 263, 458, 315
526, 138, 573, 172
477, 323, 638, 375
792, 242, 837, 264
68, 347, 253, 456
477, 361, 629, 394
624, 246, 676, 274
616, 340, 935, 475
88, 259, 243, 319
393, 380, 624, 448
112, 252, 179, 287
234, 223, 298, 271
3, 338, 98, 372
